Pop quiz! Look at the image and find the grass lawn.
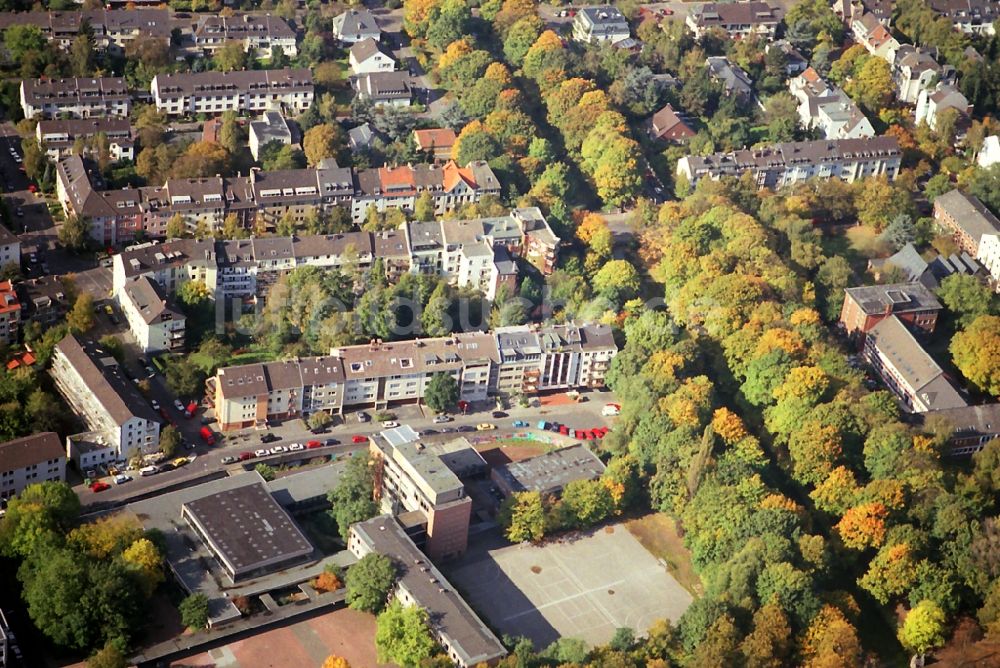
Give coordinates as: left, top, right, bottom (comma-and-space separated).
845, 225, 890, 260
626, 513, 703, 597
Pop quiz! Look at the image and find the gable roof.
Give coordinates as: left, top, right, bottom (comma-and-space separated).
650, 103, 694, 139
350, 37, 391, 63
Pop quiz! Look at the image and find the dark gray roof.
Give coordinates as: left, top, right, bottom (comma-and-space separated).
332, 8, 380, 36
0, 432, 64, 474
690, 1, 783, 26
21, 76, 129, 105
183, 483, 312, 576
492, 444, 605, 496
153, 68, 312, 97
351, 516, 507, 666
121, 275, 182, 324
844, 281, 942, 316
934, 189, 1000, 241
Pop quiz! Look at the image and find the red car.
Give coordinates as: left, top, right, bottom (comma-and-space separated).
90, 481, 111, 493
306, 440, 323, 449
185, 401, 198, 418
239, 451, 253, 461
559, 424, 569, 436
352, 435, 368, 443
27, 184, 37, 193
159, 407, 170, 421
574, 429, 586, 439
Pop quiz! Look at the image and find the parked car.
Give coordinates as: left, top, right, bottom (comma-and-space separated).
324, 438, 341, 446
260, 432, 280, 443
221, 455, 238, 464
239, 451, 253, 461
269, 445, 288, 454
157, 462, 175, 473
574, 429, 586, 439
173, 399, 185, 411
432, 414, 452, 423
199, 426, 216, 445
548, 423, 561, 433
90, 481, 111, 492
113, 474, 132, 485
305, 440, 323, 449
139, 465, 158, 476
254, 449, 269, 457
559, 425, 569, 436
185, 401, 198, 418
458, 425, 475, 433
289, 443, 306, 451
601, 403, 621, 417
513, 420, 529, 428
357, 411, 370, 423
150, 399, 160, 411
172, 457, 188, 467
537, 420, 550, 430
476, 423, 496, 431
491, 411, 508, 418
419, 428, 438, 436
380, 421, 399, 428
15, 207, 22, 217
352, 435, 368, 443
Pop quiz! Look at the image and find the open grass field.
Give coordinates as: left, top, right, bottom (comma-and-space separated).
625, 513, 702, 596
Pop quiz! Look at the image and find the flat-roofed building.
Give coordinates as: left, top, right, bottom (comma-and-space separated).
50, 333, 161, 461
678, 136, 902, 189
863, 315, 967, 413
840, 282, 942, 342
182, 483, 313, 582
370, 437, 476, 560
348, 515, 507, 667
118, 275, 185, 353
249, 111, 294, 161
0, 432, 66, 502
151, 68, 314, 117
933, 189, 1000, 256
491, 444, 605, 497
20, 76, 130, 120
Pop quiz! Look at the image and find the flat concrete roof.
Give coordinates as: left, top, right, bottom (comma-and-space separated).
183, 483, 313, 578
492, 444, 605, 496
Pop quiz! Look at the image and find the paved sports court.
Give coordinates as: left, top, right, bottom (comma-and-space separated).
446, 524, 693, 648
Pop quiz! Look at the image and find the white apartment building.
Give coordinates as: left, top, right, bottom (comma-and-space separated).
35, 118, 135, 161
789, 68, 875, 140
249, 111, 294, 161
193, 14, 298, 58
20, 77, 131, 120
51, 334, 161, 461
977, 233, 1000, 289
0, 432, 66, 502
572, 6, 631, 44
118, 276, 186, 353
0, 225, 20, 270
150, 68, 314, 117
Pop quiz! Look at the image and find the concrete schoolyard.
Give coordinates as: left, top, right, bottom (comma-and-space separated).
445, 523, 694, 649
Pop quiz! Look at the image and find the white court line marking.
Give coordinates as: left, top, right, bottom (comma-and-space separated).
501, 577, 627, 622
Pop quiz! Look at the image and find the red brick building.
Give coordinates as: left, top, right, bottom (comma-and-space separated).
839, 282, 942, 344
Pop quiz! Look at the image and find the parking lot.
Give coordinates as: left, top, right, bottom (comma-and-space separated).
445, 524, 693, 649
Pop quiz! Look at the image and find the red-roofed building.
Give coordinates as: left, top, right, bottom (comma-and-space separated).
414, 128, 457, 162
0, 280, 20, 345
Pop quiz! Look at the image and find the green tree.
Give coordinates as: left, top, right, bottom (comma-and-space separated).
218, 111, 246, 155
164, 358, 205, 397
346, 553, 397, 613
59, 215, 90, 251
414, 191, 435, 221
4, 25, 47, 62
121, 537, 165, 598
937, 273, 997, 329
254, 462, 276, 481
25, 389, 64, 432
67, 293, 95, 334
950, 314, 1000, 396
69, 23, 96, 77
898, 600, 947, 658
499, 491, 547, 542
159, 425, 181, 458
0, 481, 80, 558
177, 279, 212, 306
179, 593, 209, 630
307, 411, 332, 430
214, 41, 248, 72
87, 642, 127, 668
420, 281, 451, 337
558, 479, 614, 528
592, 260, 641, 305
375, 601, 438, 667
423, 372, 459, 413
165, 213, 187, 239
327, 454, 379, 541
303, 123, 344, 166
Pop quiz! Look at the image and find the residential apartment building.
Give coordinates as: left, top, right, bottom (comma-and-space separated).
929, 0, 999, 35
349, 516, 507, 667
0, 281, 20, 346
20, 76, 131, 120
0, 432, 65, 502
51, 334, 161, 462
0, 9, 171, 53
933, 189, 1000, 256
36, 118, 135, 161
649, 103, 695, 142
0, 224, 20, 270
414, 128, 457, 162
677, 136, 902, 189
16, 276, 71, 327
354, 72, 413, 107
915, 84, 972, 130
150, 68, 314, 117
919, 403, 1000, 456
349, 38, 396, 75
369, 437, 475, 560
706, 57, 754, 100
833, 0, 893, 28
789, 67, 875, 140
839, 282, 943, 343
891, 45, 951, 105
331, 8, 381, 43
687, 1, 783, 39
572, 6, 631, 44
863, 315, 967, 412
978, 232, 1000, 288
59, 155, 502, 244
118, 276, 186, 353
248, 111, 294, 161
211, 323, 617, 430
852, 12, 899, 60
192, 14, 297, 58
109, 207, 555, 302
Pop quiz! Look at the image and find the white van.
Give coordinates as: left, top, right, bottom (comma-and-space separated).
139, 465, 158, 477
601, 403, 621, 416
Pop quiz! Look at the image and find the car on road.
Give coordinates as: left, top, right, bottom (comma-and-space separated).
432, 415, 452, 423
324, 438, 340, 446
173, 399, 185, 411
491, 411, 508, 418
221, 455, 238, 464
440, 427, 455, 433
172, 457, 188, 467
269, 445, 288, 454
185, 401, 197, 418
139, 465, 158, 476
352, 435, 368, 443
289, 443, 305, 451
513, 420, 529, 428
260, 433, 280, 444
476, 423, 496, 431
357, 411, 370, 422
113, 474, 132, 485
559, 425, 569, 436
254, 448, 268, 457
90, 481, 111, 493
458, 425, 475, 433
150, 399, 160, 410
157, 462, 175, 473
601, 403, 621, 417
239, 451, 253, 460
419, 428, 438, 436
14, 207, 22, 217
548, 422, 561, 433
380, 421, 399, 428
